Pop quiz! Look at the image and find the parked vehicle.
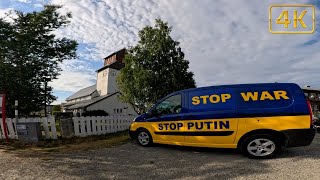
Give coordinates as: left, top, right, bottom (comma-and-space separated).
129, 83, 316, 159
314, 116, 320, 132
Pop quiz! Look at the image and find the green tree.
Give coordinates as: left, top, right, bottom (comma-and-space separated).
117, 19, 196, 113
0, 5, 77, 117
52, 105, 61, 112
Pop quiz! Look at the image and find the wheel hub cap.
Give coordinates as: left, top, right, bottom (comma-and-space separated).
247, 138, 276, 157
138, 132, 149, 145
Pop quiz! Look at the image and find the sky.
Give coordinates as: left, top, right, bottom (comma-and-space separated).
0, 0, 320, 105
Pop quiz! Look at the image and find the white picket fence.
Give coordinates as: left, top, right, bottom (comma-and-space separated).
0, 116, 57, 140
0, 115, 135, 140
73, 115, 135, 137
0, 118, 18, 139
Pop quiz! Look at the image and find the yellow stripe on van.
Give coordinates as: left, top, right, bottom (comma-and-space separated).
130, 115, 310, 149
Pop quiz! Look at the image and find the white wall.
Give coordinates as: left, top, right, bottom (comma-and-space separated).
106, 68, 120, 95
97, 69, 108, 96
86, 94, 137, 116
96, 68, 120, 96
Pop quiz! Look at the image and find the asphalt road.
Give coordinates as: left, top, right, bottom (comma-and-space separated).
0, 134, 320, 180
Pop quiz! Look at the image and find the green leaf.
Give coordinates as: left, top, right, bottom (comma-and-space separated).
117, 19, 196, 114
0, 5, 78, 117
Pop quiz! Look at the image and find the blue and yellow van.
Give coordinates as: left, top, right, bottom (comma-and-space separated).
129, 83, 316, 158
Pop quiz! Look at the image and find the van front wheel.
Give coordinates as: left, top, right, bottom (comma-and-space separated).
137, 129, 153, 147
241, 135, 280, 159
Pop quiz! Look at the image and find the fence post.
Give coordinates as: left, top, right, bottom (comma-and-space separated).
0, 118, 5, 139
73, 117, 80, 137
6, 118, 15, 139
92, 116, 97, 135
12, 118, 18, 139
95, 116, 100, 135
106, 116, 112, 133
80, 116, 86, 137
86, 116, 92, 136
42, 117, 50, 139
49, 116, 57, 139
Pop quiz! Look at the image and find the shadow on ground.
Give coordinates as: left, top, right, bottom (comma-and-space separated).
1, 134, 319, 179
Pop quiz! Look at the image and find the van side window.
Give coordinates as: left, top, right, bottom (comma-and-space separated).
155, 94, 182, 116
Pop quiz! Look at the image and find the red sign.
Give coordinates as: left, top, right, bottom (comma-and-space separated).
0, 95, 2, 114
0, 93, 9, 143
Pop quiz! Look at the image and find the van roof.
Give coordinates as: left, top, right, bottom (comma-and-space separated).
176, 83, 298, 93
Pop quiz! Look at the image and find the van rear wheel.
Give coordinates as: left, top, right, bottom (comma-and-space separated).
137, 129, 153, 147
241, 134, 280, 159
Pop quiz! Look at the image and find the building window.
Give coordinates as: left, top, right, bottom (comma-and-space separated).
114, 109, 116, 114
117, 109, 119, 113
120, 109, 122, 113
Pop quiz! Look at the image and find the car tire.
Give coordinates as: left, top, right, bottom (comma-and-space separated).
240, 134, 281, 159
137, 129, 153, 147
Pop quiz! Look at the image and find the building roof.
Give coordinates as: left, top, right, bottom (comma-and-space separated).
66, 92, 119, 110
97, 48, 126, 72
302, 87, 320, 92
96, 61, 125, 72
66, 84, 97, 101
104, 48, 126, 61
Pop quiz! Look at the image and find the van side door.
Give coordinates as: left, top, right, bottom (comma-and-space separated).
184, 88, 239, 147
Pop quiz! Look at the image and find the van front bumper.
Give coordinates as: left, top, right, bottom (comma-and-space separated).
282, 128, 316, 148
129, 130, 136, 139
129, 124, 136, 139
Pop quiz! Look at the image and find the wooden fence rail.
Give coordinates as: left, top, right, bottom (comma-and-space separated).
73, 115, 135, 137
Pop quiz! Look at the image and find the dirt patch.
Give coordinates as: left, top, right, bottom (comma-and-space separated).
0, 130, 131, 154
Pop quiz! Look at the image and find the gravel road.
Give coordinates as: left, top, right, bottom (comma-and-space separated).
0, 134, 320, 180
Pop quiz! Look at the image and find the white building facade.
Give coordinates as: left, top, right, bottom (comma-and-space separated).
63, 49, 137, 116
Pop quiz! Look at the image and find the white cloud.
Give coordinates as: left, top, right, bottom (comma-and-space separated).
16, 0, 32, 3
50, 0, 320, 89
0, 8, 13, 19
3, 0, 320, 102
33, 3, 43, 8
49, 60, 97, 93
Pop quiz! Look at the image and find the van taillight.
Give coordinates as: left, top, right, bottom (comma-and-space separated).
306, 100, 313, 125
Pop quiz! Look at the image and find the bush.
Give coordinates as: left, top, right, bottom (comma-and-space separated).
53, 112, 73, 119
52, 105, 61, 112
82, 110, 109, 117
